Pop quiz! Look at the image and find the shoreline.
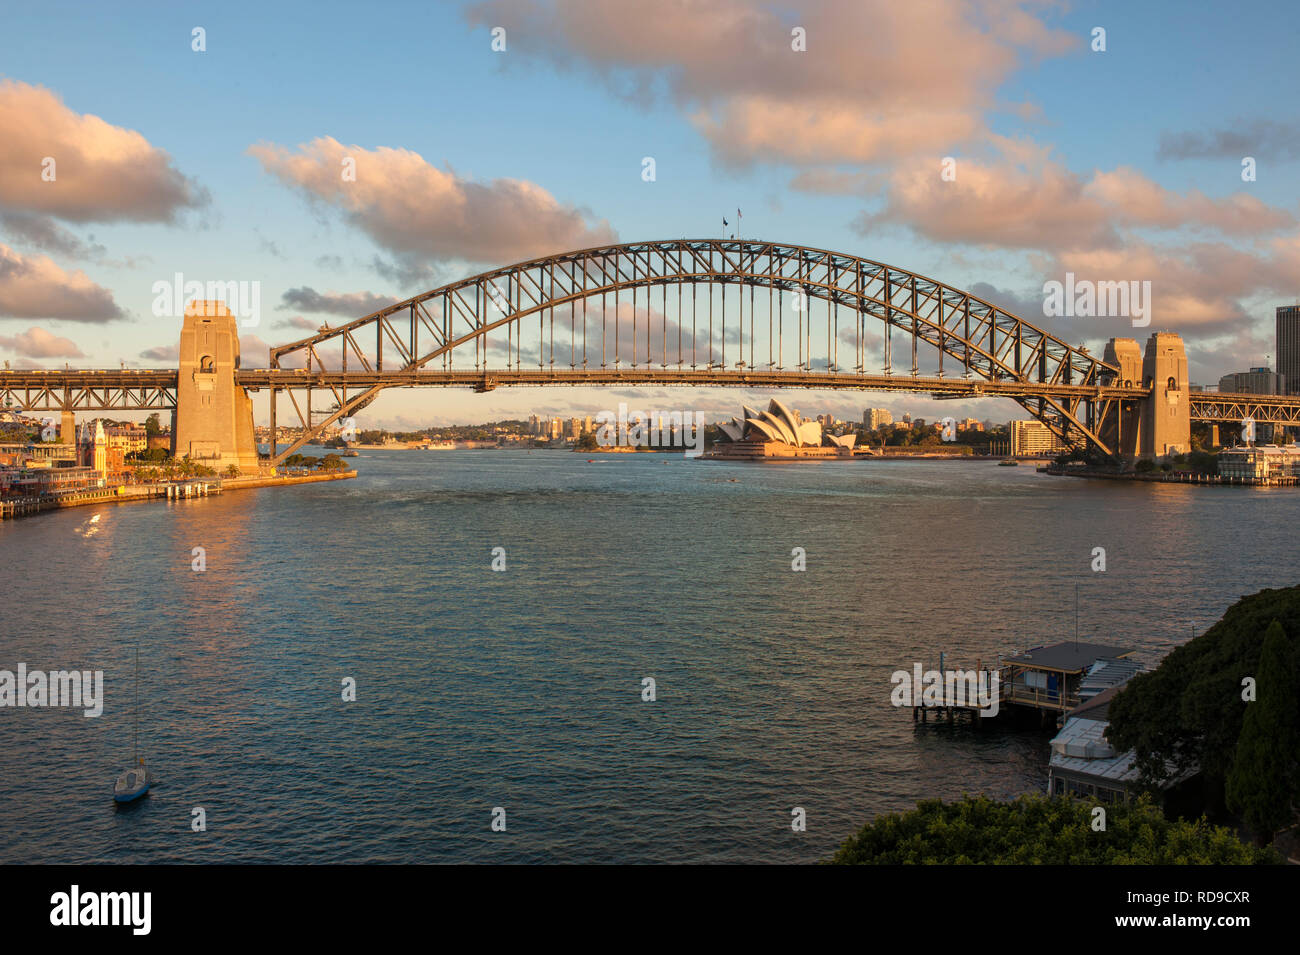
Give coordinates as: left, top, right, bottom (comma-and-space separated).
0, 469, 356, 521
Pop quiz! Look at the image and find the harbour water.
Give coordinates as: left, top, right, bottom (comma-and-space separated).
1, 450, 1297, 863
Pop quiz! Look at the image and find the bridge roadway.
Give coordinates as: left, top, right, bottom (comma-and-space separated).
3, 366, 1299, 424
1, 366, 1149, 406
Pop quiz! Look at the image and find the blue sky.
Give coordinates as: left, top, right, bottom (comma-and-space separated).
2, 0, 1298, 427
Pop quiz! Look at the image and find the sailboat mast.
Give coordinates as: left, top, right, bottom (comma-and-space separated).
133, 646, 138, 765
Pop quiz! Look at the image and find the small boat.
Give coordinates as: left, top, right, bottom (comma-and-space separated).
112, 647, 151, 803
586, 459, 595, 463
998, 458, 1019, 467
113, 762, 151, 803
341, 449, 359, 457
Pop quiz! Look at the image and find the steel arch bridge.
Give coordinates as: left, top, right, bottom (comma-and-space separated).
261, 238, 1139, 463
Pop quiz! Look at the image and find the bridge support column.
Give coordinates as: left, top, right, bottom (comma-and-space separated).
60, 410, 75, 444
1139, 332, 1190, 460
1102, 338, 1143, 459
173, 301, 261, 474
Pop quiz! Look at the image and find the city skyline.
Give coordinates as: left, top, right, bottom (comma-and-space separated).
3, 1, 1300, 431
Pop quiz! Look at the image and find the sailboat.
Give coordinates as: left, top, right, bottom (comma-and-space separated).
112, 647, 152, 803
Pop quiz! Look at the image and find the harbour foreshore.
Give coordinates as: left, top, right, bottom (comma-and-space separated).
0, 469, 355, 520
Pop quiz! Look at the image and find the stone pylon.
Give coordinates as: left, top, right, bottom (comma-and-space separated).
1101, 333, 1190, 461
172, 300, 260, 473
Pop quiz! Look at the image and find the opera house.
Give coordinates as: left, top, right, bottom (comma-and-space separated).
709, 399, 858, 459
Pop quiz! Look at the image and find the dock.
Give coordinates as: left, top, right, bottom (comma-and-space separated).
910, 642, 1140, 726
1, 479, 220, 520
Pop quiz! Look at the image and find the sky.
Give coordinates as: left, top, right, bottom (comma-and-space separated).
2, 0, 1299, 429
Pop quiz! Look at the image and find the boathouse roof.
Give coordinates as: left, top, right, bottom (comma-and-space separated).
1003, 641, 1135, 673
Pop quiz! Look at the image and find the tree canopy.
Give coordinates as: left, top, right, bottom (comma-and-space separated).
829, 794, 1280, 865
1106, 585, 1300, 822
1225, 620, 1300, 841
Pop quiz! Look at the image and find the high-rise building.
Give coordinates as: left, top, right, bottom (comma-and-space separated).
1010, 419, 1068, 456
1276, 305, 1300, 395
1218, 367, 1286, 395
866, 408, 893, 430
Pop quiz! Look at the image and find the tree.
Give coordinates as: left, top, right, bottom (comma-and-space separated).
224, 464, 241, 478
829, 794, 1280, 865
1108, 585, 1300, 824
575, 431, 599, 451
145, 413, 161, 436
1226, 621, 1299, 844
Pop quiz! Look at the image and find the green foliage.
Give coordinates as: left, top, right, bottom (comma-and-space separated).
1226, 621, 1300, 841
1108, 586, 1300, 815
829, 794, 1280, 865
575, 431, 599, 451
320, 453, 344, 471
1134, 458, 1158, 473
144, 413, 161, 437
128, 447, 171, 463
132, 454, 215, 482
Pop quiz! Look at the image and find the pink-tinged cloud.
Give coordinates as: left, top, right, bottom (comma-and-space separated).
0, 325, 84, 358
1083, 168, 1294, 235
858, 154, 1121, 251
247, 136, 617, 266
239, 333, 274, 369
0, 80, 208, 223
139, 343, 179, 362
278, 286, 397, 317
857, 148, 1294, 252
1043, 237, 1300, 334
0, 244, 123, 322
465, 0, 1078, 165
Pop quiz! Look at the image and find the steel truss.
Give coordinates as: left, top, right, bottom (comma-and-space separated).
264, 239, 1126, 462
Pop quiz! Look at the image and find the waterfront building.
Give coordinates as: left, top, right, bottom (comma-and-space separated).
960, 418, 983, 432
105, 424, 148, 455
0, 463, 103, 498
1278, 305, 1300, 395
1218, 366, 1286, 396
1009, 419, 1068, 456
0, 440, 102, 498
1, 442, 77, 467
1047, 677, 1195, 803
1217, 444, 1300, 484
999, 642, 1136, 714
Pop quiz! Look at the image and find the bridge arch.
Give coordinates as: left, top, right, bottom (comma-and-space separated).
266, 239, 1122, 463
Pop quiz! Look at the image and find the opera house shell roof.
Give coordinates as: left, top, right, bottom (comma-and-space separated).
716, 399, 825, 447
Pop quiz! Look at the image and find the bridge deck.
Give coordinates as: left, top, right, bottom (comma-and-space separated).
3, 367, 1297, 423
